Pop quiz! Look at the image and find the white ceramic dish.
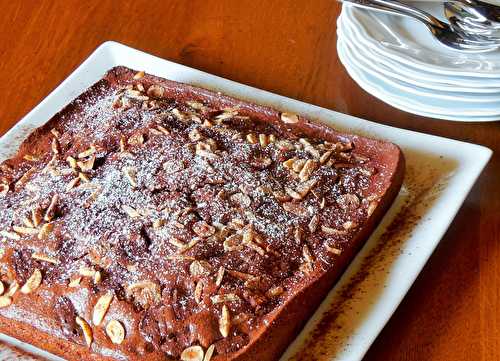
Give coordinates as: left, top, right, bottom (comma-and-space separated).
343, 8, 500, 89
337, 11, 500, 122
342, 12, 500, 93
0, 42, 492, 361
344, 2, 500, 77
337, 37, 500, 122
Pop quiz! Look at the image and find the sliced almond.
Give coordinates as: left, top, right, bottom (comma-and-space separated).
192, 221, 215, 238
66, 177, 80, 190
204, 344, 215, 361
337, 194, 360, 210
325, 244, 342, 255
51, 138, 60, 154
123, 167, 138, 187
133, 70, 145, 79
93, 292, 114, 326
79, 266, 97, 277
194, 281, 203, 304
308, 215, 319, 233
6, 281, 18, 297
0, 296, 12, 308
122, 205, 140, 218
78, 146, 96, 159
292, 159, 306, 173
68, 277, 82, 288
79, 172, 90, 183
266, 286, 284, 298
190, 260, 211, 277
320, 151, 332, 164
246, 133, 258, 144
106, 319, 125, 344
259, 134, 269, 147
321, 225, 347, 236
75, 316, 93, 347
299, 159, 317, 182
302, 244, 314, 264
285, 187, 302, 200
211, 293, 240, 304
343, 221, 357, 230
280, 112, 299, 124
283, 158, 295, 169
32, 252, 59, 264
37, 223, 54, 240
23, 154, 39, 162
294, 227, 303, 243
77, 155, 95, 172
0, 281, 4, 296
367, 201, 378, 216
181, 345, 204, 361
20, 269, 42, 294
215, 266, 225, 287
219, 304, 231, 338
44, 194, 59, 222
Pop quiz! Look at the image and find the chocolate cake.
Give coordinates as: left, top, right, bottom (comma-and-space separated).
0, 66, 404, 361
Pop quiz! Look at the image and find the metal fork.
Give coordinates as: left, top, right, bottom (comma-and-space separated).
444, 1, 500, 39
340, 0, 500, 52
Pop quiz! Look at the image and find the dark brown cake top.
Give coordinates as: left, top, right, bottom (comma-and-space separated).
0, 69, 383, 360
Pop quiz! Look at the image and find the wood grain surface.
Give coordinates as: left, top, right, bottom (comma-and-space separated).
0, 1, 498, 360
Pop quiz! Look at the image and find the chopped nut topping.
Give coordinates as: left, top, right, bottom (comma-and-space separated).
133, 70, 145, 79
44, 194, 59, 222
123, 167, 138, 187
259, 134, 269, 147
280, 112, 299, 124
302, 244, 314, 264
337, 194, 360, 210
343, 221, 357, 230
78, 146, 96, 159
189, 128, 203, 141
215, 266, 225, 287
79, 266, 97, 277
321, 225, 347, 236
246, 133, 258, 144
295, 178, 318, 198
320, 150, 332, 164
68, 277, 82, 288
51, 138, 60, 154
77, 155, 95, 172
18, 221, 35, 231
31, 207, 43, 227
50, 129, 61, 138
194, 281, 203, 303
367, 201, 378, 216
122, 205, 141, 218
79, 172, 90, 183
37, 222, 54, 240
20, 269, 42, 294
75, 316, 93, 347
23, 154, 39, 162
0, 183, 8, 196
294, 227, 303, 243
93, 292, 114, 326
285, 187, 303, 200
190, 260, 211, 277
266, 286, 284, 298
32, 252, 59, 264
147, 85, 165, 98
126, 281, 161, 309
211, 293, 240, 304
186, 100, 205, 110
325, 244, 342, 255
299, 159, 318, 182
66, 177, 80, 190
219, 304, 231, 338
308, 215, 319, 233
106, 320, 125, 344
204, 344, 215, 361
192, 221, 216, 238
282, 158, 295, 170
0, 296, 12, 308
6, 281, 18, 297
181, 345, 204, 361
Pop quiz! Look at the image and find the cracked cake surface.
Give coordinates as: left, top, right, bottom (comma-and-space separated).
0, 67, 404, 361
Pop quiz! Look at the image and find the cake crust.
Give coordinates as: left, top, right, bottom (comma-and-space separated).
0, 66, 404, 361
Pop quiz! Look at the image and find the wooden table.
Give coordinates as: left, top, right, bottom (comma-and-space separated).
0, 1, 498, 360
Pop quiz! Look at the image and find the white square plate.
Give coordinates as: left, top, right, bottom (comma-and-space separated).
0, 42, 492, 361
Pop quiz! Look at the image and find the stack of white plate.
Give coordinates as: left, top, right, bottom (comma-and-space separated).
337, 2, 500, 122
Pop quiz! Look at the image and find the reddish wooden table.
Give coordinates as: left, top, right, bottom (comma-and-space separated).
0, 1, 498, 360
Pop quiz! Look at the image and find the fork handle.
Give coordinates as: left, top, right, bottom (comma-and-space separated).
341, 0, 447, 29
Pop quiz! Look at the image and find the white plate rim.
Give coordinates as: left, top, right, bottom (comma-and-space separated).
0, 41, 493, 361
337, 36, 500, 121
341, 12, 500, 92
